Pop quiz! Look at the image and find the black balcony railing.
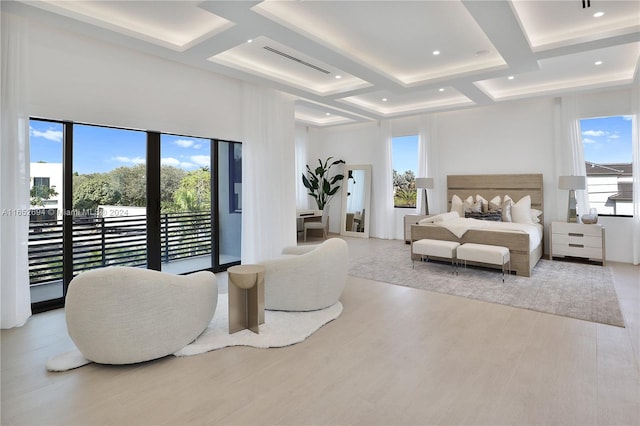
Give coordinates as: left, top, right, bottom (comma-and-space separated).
28, 211, 212, 286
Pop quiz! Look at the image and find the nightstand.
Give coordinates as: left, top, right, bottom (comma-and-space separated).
404, 214, 431, 243
550, 221, 605, 265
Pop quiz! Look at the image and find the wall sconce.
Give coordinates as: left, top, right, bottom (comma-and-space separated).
558, 175, 586, 223
415, 177, 434, 215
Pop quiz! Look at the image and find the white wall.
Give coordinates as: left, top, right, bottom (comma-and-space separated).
309, 90, 636, 263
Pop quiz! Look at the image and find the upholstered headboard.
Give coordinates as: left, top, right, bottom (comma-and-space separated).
446, 174, 544, 223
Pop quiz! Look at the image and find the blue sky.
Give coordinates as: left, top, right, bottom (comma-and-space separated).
29, 120, 211, 174
580, 115, 633, 164
392, 134, 419, 175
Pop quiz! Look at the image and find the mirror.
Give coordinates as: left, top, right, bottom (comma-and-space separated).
340, 164, 372, 238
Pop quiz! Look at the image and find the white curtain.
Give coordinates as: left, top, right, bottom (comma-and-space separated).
295, 126, 308, 210
632, 68, 640, 265
418, 114, 441, 214
370, 120, 394, 239
241, 83, 297, 263
1, 11, 32, 328
555, 95, 589, 220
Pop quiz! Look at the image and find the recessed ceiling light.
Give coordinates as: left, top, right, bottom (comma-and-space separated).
438, 88, 445, 92
382, 98, 388, 102
247, 39, 253, 43
595, 60, 603, 65
432, 50, 440, 56
335, 75, 342, 79
507, 76, 515, 80
593, 11, 604, 18
325, 112, 331, 116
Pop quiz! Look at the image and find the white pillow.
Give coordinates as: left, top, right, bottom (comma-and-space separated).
450, 195, 464, 217
462, 196, 476, 212
489, 195, 502, 212
530, 208, 542, 223
512, 195, 533, 224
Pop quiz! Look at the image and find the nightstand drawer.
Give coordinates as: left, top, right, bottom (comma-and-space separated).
552, 234, 602, 249
552, 243, 602, 259
551, 222, 602, 237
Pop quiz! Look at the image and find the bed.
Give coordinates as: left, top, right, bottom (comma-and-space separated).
410, 174, 544, 277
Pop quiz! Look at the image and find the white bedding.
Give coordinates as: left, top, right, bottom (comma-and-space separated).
424, 217, 543, 251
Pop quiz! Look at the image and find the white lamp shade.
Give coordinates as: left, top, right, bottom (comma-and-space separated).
558, 175, 586, 190
415, 177, 434, 189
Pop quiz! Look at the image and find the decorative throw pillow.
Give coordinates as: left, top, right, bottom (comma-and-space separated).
512, 195, 533, 224
501, 198, 513, 222
465, 211, 502, 221
475, 195, 489, 212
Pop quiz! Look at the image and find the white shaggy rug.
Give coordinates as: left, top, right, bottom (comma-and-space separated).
46, 294, 342, 372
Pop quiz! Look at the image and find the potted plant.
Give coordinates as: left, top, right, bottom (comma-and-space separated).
302, 157, 345, 210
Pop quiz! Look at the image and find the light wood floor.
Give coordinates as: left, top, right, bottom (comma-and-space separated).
2, 238, 639, 425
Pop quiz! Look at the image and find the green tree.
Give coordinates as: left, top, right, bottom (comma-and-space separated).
173, 168, 210, 212
160, 165, 187, 213
110, 164, 146, 207
73, 177, 121, 210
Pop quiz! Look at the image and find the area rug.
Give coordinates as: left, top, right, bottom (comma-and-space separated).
348, 239, 625, 327
46, 294, 342, 371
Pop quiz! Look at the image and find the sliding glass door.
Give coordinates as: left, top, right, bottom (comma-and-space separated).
28, 118, 242, 313
72, 124, 148, 276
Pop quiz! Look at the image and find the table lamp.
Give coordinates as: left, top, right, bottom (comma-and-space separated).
558, 175, 586, 223
415, 177, 434, 215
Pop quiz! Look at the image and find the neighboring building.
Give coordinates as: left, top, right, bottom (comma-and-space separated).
29, 162, 63, 222
585, 161, 633, 216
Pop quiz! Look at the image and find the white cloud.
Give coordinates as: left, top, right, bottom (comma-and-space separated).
180, 162, 196, 169
161, 157, 180, 166
191, 155, 210, 167
623, 115, 632, 120
608, 132, 620, 139
582, 138, 597, 144
174, 139, 194, 148
193, 143, 203, 149
114, 156, 146, 165
582, 130, 605, 137
30, 127, 63, 142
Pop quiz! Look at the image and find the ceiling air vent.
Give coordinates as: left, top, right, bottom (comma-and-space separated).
263, 46, 330, 74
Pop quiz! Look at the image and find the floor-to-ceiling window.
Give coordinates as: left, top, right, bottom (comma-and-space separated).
28, 118, 242, 313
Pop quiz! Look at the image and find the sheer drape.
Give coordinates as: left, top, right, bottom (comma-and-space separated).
418, 114, 441, 214
555, 96, 589, 220
295, 126, 308, 210
632, 70, 640, 265
1, 11, 32, 328
370, 120, 394, 239
241, 83, 297, 263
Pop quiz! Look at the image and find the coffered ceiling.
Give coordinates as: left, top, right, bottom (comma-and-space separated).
8, 0, 640, 126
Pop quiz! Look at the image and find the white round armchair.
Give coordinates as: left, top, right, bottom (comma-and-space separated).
259, 238, 348, 311
65, 266, 218, 365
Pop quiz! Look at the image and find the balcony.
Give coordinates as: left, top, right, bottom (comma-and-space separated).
28, 211, 236, 303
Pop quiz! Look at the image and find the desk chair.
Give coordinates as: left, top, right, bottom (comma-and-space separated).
304, 209, 329, 242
